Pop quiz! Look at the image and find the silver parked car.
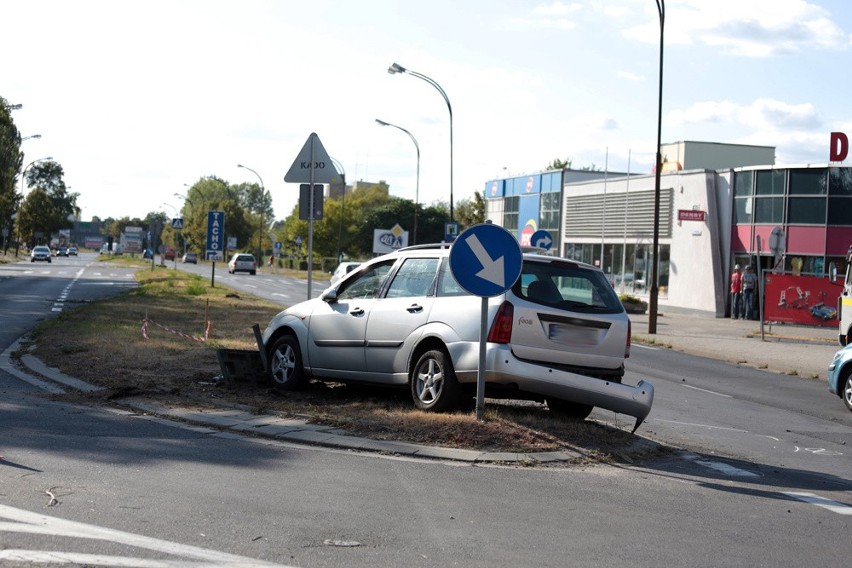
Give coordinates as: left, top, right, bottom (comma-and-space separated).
261, 244, 654, 430
30, 245, 52, 263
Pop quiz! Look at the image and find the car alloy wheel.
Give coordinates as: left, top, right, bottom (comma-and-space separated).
411, 349, 459, 412
269, 335, 306, 390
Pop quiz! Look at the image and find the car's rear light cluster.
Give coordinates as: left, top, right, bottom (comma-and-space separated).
487, 301, 514, 344
625, 318, 632, 358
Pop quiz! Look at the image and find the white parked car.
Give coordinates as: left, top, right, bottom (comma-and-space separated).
228, 253, 257, 275
261, 244, 654, 431
329, 261, 361, 285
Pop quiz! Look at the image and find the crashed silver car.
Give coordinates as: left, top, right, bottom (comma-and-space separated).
261, 244, 653, 430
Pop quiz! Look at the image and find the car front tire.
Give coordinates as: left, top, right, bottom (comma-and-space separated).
842, 368, 852, 413
411, 348, 460, 412
269, 335, 307, 391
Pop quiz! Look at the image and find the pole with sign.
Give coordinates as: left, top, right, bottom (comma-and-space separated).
285, 133, 337, 299
206, 211, 225, 288
449, 223, 523, 420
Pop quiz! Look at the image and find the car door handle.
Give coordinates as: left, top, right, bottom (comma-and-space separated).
349, 307, 365, 316
407, 304, 423, 313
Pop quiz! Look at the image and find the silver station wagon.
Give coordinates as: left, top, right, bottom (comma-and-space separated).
262, 244, 654, 430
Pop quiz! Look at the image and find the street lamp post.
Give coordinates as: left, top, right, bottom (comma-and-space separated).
15, 156, 53, 256
376, 118, 420, 245
648, 0, 665, 335
237, 164, 267, 264
330, 158, 347, 263
387, 62, 454, 223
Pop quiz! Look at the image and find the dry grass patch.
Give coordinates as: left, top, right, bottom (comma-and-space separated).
28, 266, 651, 460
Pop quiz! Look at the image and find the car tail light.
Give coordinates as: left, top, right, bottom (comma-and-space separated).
487, 301, 514, 344
625, 318, 632, 358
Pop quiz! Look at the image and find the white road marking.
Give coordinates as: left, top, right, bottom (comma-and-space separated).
632, 344, 660, 350
783, 492, 852, 515
0, 504, 291, 567
682, 453, 760, 478
681, 384, 732, 398
654, 419, 746, 432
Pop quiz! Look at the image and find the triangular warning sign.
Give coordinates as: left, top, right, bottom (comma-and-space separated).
284, 132, 337, 184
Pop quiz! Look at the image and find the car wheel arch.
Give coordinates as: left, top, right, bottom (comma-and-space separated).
408, 336, 450, 382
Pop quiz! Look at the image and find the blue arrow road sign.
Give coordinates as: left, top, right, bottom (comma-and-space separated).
530, 229, 553, 250
449, 224, 523, 297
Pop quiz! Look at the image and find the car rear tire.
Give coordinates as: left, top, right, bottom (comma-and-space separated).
546, 397, 594, 420
269, 335, 307, 391
411, 349, 460, 412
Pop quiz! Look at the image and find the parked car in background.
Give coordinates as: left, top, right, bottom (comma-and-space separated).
163, 248, 176, 261
182, 252, 198, 264
143, 248, 154, 259
261, 244, 654, 431
56, 247, 68, 257
228, 253, 257, 275
329, 261, 362, 285
68, 247, 78, 256
30, 246, 52, 263
828, 343, 852, 412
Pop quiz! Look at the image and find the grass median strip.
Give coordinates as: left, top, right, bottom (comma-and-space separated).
26, 260, 650, 459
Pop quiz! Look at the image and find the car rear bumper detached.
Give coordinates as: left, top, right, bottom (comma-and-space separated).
450, 342, 654, 432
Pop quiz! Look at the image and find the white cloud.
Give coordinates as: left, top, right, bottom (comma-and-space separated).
667, 99, 820, 131
623, 0, 852, 57
618, 71, 645, 82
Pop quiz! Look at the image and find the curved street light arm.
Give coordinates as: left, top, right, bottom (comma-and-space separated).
387, 62, 454, 223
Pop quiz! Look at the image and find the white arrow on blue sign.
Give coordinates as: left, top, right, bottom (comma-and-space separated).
530, 229, 553, 251
449, 224, 523, 297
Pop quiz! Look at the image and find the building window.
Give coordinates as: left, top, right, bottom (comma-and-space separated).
539, 191, 560, 234
755, 170, 785, 195
828, 168, 852, 226
502, 196, 519, 238
789, 168, 827, 195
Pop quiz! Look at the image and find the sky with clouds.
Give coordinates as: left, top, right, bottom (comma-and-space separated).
4, 0, 851, 224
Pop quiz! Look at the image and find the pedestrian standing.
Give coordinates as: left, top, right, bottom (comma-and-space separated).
730, 264, 743, 319
742, 265, 758, 320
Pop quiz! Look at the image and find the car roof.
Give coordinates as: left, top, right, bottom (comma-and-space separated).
374, 243, 600, 271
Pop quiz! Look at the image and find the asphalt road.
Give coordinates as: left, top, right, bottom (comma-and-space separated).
1, 252, 850, 567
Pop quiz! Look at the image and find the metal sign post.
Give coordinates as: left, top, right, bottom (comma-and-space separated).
449, 224, 523, 420
284, 132, 338, 300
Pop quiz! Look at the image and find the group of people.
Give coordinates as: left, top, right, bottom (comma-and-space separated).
729, 263, 758, 320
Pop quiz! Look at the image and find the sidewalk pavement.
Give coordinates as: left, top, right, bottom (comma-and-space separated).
629, 308, 840, 380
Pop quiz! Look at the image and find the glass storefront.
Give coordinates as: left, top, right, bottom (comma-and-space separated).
564, 242, 670, 297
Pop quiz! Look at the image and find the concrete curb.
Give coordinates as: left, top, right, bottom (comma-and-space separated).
4, 339, 659, 466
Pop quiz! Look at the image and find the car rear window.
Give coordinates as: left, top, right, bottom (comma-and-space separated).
514, 259, 623, 314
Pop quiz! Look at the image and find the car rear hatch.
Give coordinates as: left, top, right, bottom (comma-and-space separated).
507, 257, 628, 375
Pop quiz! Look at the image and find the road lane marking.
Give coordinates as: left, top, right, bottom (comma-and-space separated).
680, 384, 732, 398
632, 344, 661, 350
0, 504, 290, 567
682, 453, 760, 478
654, 419, 746, 432
783, 492, 852, 515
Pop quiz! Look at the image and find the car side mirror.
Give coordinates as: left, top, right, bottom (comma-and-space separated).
321, 288, 339, 303
829, 262, 837, 283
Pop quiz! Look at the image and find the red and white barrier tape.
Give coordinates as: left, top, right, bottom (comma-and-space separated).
141, 318, 211, 343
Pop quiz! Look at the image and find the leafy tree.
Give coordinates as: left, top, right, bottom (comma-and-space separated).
546, 157, 572, 170
0, 97, 23, 250
17, 160, 79, 246
454, 191, 485, 229
175, 176, 253, 258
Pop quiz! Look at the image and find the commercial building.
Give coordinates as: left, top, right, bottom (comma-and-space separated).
484, 141, 852, 318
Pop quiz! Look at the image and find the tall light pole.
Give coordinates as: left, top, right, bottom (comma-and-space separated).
330, 157, 346, 263
16, 156, 53, 255
237, 164, 267, 263
387, 62, 454, 223
649, 0, 665, 334
376, 118, 420, 245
